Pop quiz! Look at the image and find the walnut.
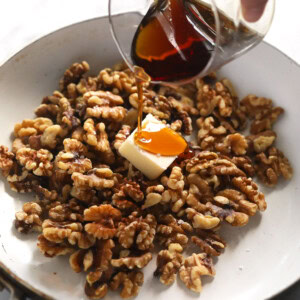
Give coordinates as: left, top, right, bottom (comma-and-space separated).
129, 89, 172, 120
186, 151, 245, 177
170, 119, 183, 132
142, 185, 164, 209
230, 156, 255, 177
70, 186, 98, 204
240, 94, 273, 119
186, 208, 220, 229
169, 97, 193, 135
69, 239, 115, 273
42, 90, 64, 105
232, 177, 267, 211
8, 172, 40, 193
42, 219, 95, 249
250, 107, 284, 134
48, 199, 84, 222
247, 130, 277, 153
0, 146, 14, 176
112, 180, 144, 213
84, 205, 121, 239
76, 77, 98, 95
16, 148, 53, 176
217, 189, 258, 216
122, 108, 138, 128
255, 147, 293, 186
179, 253, 215, 293
59, 61, 90, 91
216, 133, 248, 156
192, 231, 226, 256
84, 91, 126, 122
117, 213, 156, 250
98, 68, 137, 94
113, 125, 131, 150
12, 138, 26, 153
72, 168, 115, 190
156, 214, 192, 247
83, 90, 124, 106
35, 103, 59, 119
111, 252, 152, 269
196, 81, 218, 116
56, 98, 80, 134
83, 119, 115, 163
55, 139, 92, 174
40, 125, 62, 149
154, 243, 184, 285
214, 80, 234, 117
15, 202, 42, 233
85, 268, 111, 300
110, 271, 144, 299
14, 118, 53, 138
71, 126, 85, 142
37, 235, 74, 258
167, 166, 185, 190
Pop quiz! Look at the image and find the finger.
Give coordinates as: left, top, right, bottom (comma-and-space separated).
241, 0, 268, 22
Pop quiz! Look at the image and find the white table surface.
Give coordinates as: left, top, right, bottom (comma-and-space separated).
0, 0, 299, 299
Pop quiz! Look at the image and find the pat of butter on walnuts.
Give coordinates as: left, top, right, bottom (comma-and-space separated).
118, 114, 177, 180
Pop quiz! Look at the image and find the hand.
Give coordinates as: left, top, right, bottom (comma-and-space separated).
241, 0, 268, 22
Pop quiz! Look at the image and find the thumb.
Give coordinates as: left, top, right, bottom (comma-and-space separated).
241, 0, 268, 22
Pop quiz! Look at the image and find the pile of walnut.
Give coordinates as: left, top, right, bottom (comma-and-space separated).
0, 61, 293, 299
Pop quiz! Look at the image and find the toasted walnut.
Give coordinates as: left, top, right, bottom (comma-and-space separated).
192, 231, 226, 256
84, 205, 121, 239
240, 94, 273, 119
40, 125, 62, 149
214, 80, 234, 117
156, 214, 192, 247
85, 266, 113, 299
70, 239, 115, 273
217, 189, 258, 216
71, 126, 85, 142
196, 116, 227, 150
167, 166, 185, 190
16, 148, 53, 176
83, 119, 115, 163
110, 271, 144, 299
12, 138, 26, 153
179, 253, 215, 293
37, 235, 74, 258
142, 185, 164, 209
232, 177, 267, 211
42, 219, 95, 249
14, 118, 53, 138
186, 208, 220, 230
72, 168, 115, 190
98, 68, 137, 94
216, 133, 248, 155
48, 199, 84, 222
15, 202, 42, 233
196, 81, 218, 116
76, 77, 98, 95
186, 151, 245, 177
129, 90, 172, 120
247, 130, 277, 153
84, 91, 126, 122
169, 98, 193, 135
255, 147, 293, 187
117, 214, 156, 250
170, 119, 183, 132
250, 107, 284, 134
0, 146, 14, 176
59, 61, 90, 91
154, 243, 184, 285
55, 139, 92, 174
70, 186, 98, 204
113, 125, 131, 150
111, 252, 152, 269
230, 156, 255, 177
8, 172, 40, 193
35, 103, 59, 119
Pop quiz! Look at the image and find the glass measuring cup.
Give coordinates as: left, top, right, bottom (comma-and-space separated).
109, 0, 275, 86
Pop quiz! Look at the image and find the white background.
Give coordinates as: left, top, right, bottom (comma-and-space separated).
0, 0, 299, 299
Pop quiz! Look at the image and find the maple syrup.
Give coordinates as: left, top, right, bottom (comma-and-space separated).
133, 67, 187, 156
131, 0, 216, 82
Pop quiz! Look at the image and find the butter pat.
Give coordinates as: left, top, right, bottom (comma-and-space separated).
119, 114, 177, 180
